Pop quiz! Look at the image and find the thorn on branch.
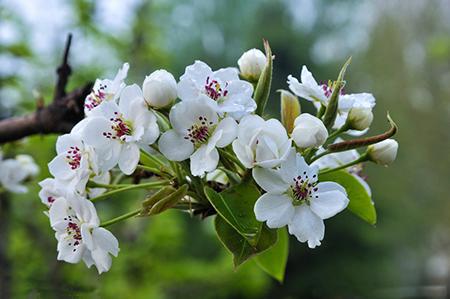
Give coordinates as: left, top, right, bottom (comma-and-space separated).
54, 33, 73, 101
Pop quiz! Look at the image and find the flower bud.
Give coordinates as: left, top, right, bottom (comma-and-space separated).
142, 70, 177, 108
367, 139, 398, 166
291, 113, 328, 148
280, 90, 301, 134
237, 48, 267, 81
347, 107, 373, 130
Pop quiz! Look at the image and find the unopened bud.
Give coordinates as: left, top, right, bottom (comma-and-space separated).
347, 107, 373, 130
279, 90, 301, 134
292, 113, 328, 148
143, 70, 177, 108
237, 48, 267, 82
367, 139, 398, 166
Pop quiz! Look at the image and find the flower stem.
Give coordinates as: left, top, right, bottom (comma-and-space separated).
309, 149, 330, 163
319, 154, 368, 175
100, 209, 141, 228
90, 180, 171, 203
136, 164, 172, 179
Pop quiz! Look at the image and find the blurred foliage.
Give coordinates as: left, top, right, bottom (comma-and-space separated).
1, 0, 450, 298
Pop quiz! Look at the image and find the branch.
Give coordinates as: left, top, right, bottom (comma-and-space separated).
0, 34, 93, 144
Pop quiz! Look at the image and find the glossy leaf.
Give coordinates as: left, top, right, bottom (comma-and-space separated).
204, 182, 261, 244
254, 39, 273, 115
255, 228, 289, 282
320, 170, 376, 225
215, 215, 277, 267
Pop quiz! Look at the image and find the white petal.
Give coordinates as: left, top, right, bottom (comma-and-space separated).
56, 134, 83, 154
92, 227, 119, 256
81, 224, 95, 250
232, 140, 253, 169
118, 143, 140, 175
158, 130, 193, 161
316, 181, 347, 194
190, 146, 219, 177
57, 240, 85, 263
119, 84, 143, 114
215, 117, 237, 148
48, 155, 73, 180
169, 97, 218, 133
91, 248, 112, 274
288, 205, 324, 248
254, 193, 295, 228
310, 184, 349, 220
213, 67, 239, 82
81, 117, 112, 149
180, 60, 212, 83
252, 167, 289, 194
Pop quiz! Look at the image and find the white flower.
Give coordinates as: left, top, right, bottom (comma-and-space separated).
158, 96, 237, 177
0, 158, 29, 193
49, 196, 119, 274
253, 150, 349, 248
142, 69, 177, 108
237, 48, 267, 81
288, 66, 376, 135
84, 63, 129, 115
48, 132, 95, 193
367, 139, 398, 166
232, 115, 291, 169
81, 84, 160, 175
15, 154, 39, 177
291, 113, 328, 148
177, 60, 256, 120
347, 107, 373, 131
39, 178, 68, 207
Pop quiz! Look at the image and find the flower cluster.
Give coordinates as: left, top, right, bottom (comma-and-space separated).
0, 151, 39, 193
39, 43, 399, 275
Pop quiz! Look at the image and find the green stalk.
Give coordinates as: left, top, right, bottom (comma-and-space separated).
100, 209, 141, 228
319, 154, 368, 175
90, 180, 170, 203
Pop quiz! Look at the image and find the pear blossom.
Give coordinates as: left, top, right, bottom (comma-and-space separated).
158, 96, 237, 177
253, 150, 349, 248
15, 154, 40, 177
39, 178, 68, 207
49, 196, 119, 274
48, 133, 95, 193
177, 60, 256, 120
0, 152, 38, 193
368, 139, 398, 166
232, 115, 291, 169
81, 84, 160, 175
288, 66, 376, 135
84, 63, 129, 115
291, 113, 328, 148
237, 48, 267, 81
142, 69, 178, 108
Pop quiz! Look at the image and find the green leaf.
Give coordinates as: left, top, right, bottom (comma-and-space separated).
320, 170, 376, 225
204, 182, 261, 244
255, 228, 289, 282
215, 215, 277, 267
322, 57, 351, 129
254, 39, 273, 115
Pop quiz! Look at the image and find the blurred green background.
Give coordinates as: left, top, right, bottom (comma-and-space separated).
1, 0, 450, 298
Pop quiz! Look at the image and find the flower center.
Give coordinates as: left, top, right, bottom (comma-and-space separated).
65, 146, 82, 170
204, 76, 228, 101
290, 172, 318, 205
84, 84, 108, 112
63, 215, 83, 252
102, 112, 133, 141
184, 116, 214, 146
